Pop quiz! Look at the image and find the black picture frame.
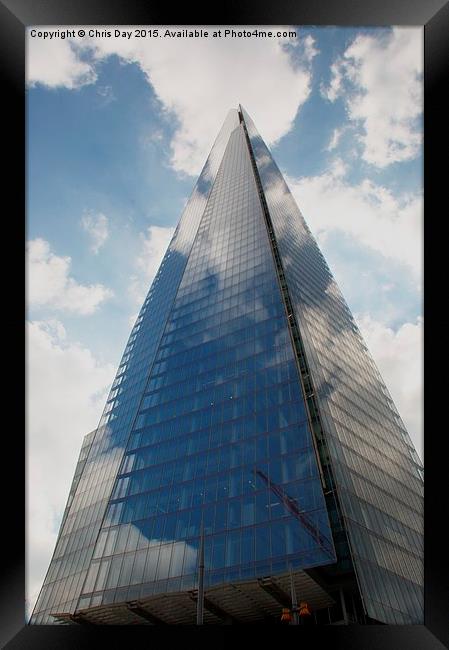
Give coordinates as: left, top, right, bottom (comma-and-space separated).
2, 0, 448, 647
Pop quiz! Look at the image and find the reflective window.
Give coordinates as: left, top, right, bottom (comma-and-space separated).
77, 122, 335, 604
242, 106, 423, 625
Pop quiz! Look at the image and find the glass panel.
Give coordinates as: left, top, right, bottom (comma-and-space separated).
31, 109, 241, 622
242, 105, 423, 624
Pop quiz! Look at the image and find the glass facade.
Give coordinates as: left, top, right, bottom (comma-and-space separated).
30, 109, 241, 624
241, 106, 423, 624
75, 118, 336, 610
31, 106, 423, 626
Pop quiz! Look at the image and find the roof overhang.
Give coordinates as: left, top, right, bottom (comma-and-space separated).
52, 568, 335, 625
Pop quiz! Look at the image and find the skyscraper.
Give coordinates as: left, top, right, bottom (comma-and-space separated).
30, 106, 423, 626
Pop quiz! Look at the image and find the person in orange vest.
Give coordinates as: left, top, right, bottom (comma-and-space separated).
280, 607, 292, 623
299, 601, 311, 617
299, 601, 312, 625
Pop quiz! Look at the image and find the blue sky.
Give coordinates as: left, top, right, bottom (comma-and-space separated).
26, 25, 423, 615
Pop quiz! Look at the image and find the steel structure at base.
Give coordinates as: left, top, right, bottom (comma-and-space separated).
52, 568, 335, 625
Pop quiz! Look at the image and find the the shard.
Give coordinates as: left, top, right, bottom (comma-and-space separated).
31, 106, 423, 626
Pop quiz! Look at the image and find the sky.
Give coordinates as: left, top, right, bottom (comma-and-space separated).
26, 25, 423, 618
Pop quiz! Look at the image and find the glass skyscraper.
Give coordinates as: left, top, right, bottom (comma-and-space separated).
30, 106, 423, 626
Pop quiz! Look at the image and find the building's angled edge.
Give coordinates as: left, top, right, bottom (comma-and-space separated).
30, 109, 241, 623
240, 105, 423, 625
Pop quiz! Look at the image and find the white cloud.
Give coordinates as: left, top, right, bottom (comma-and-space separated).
285, 165, 422, 276
302, 34, 319, 62
28, 28, 316, 176
140, 128, 165, 148
356, 315, 423, 461
96, 84, 116, 106
129, 225, 175, 304
81, 211, 109, 254
326, 127, 343, 151
27, 238, 113, 315
321, 28, 423, 167
321, 60, 343, 102
86, 29, 315, 176
27, 35, 97, 89
26, 320, 115, 617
